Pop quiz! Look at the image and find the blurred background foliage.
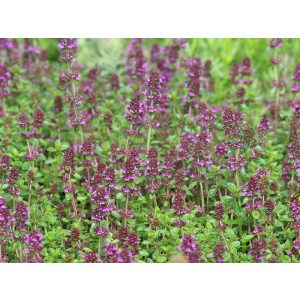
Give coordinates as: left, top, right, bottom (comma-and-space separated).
35, 38, 300, 92
36, 38, 300, 69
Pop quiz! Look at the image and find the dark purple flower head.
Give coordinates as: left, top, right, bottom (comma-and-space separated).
194, 103, 217, 129
150, 44, 161, 63
214, 242, 225, 263
227, 155, 247, 171
66, 94, 82, 105
103, 167, 116, 187
59, 71, 80, 85
290, 198, 300, 226
229, 57, 254, 85
214, 203, 225, 221
268, 38, 283, 48
0, 197, 11, 234
144, 147, 159, 177
253, 225, 265, 236
0, 62, 11, 99
83, 252, 99, 263
91, 187, 115, 221
57, 38, 77, 50
222, 107, 244, 138
108, 74, 120, 91
242, 170, 269, 198
125, 96, 147, 127
18, 113, 30, 128
94, 226, 109, 237
126, 38, 147, 85
291, 64, 300, 93
215, 142, 228, 158
145, 70, 169, 114
172, 191, 189, 216
25, 147, 39, 161
24, 230, 43, 254
162, 150, 176, 179
121, 149, 142, 182
249, 238, 266, 262
53, 96, 63, 113
104, 243, 136, 263
257, 115, 273, 136
63, 148, 75, 166
178, 235, 201, 263
13, 201, 29, 232
265, 200, 275, 219
7, 166, 19, 183
81, 139, 95, 156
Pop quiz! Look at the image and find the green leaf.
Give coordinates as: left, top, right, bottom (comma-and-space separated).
221, 195, 233, 202
252, 211, 260, 219
1, 184, 9, 190
111, 211, 121, 219
73, 173, 81, 179
208, 188, 217, 198
139, 250, 150, 257
281, 255, 291, 263
47, 147, 56, 152
231, 241, 241, 248
242, 234, 253, 243
188, 181, 197, 190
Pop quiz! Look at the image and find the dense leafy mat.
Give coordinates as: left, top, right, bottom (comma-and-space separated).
0, 38, 299, 263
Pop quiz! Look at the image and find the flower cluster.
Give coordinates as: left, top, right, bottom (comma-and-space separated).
13, 201, 29, 232
126, 38, 147, 86
24, 230, 44, 263
249, 238, 266, 262
178, 235, 201, 263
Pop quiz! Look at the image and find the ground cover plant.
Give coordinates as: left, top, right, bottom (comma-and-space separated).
0, 38, 299, 263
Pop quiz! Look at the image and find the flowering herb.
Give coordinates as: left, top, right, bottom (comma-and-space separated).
0, 38, 299, 263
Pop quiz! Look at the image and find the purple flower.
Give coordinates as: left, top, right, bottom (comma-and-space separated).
57, 38, 77, 50
0, 197, 11, 232
25, 147, 39, 161
222, 107, 244, 138
91, 187, 115, 221
227, 155, 246, 171
93, 226, 109, 237
126, 38, 147, 85
178, 235, 201, 263
144, 147, 159, 177
32, 108, 44, 129
214, 242, 225, 263
18, 113, 30, 128
242, 170, 269, 198
268, 38, 283, 48
81, 139, 95, 156
229, 57, 254, 85
249, 238, 266, 262
83, 252, 99, 263
172, 191, 189, 217
104, 243, 136, 263
215, 142, 228, 158
0, 62, 11, 100
24, 230, 43, 255
214, 203, 225, 221
162, 150, 176, 179
121, 149, 141, 182
125, 96, 147, 127
291, 64, 300, 93
13, 201, 29, 232
257, 115, 272, 136
145, 70, 169, 114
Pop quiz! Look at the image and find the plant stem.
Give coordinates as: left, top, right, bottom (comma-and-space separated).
200, 181, 205, 211
146, 125, 152, 152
